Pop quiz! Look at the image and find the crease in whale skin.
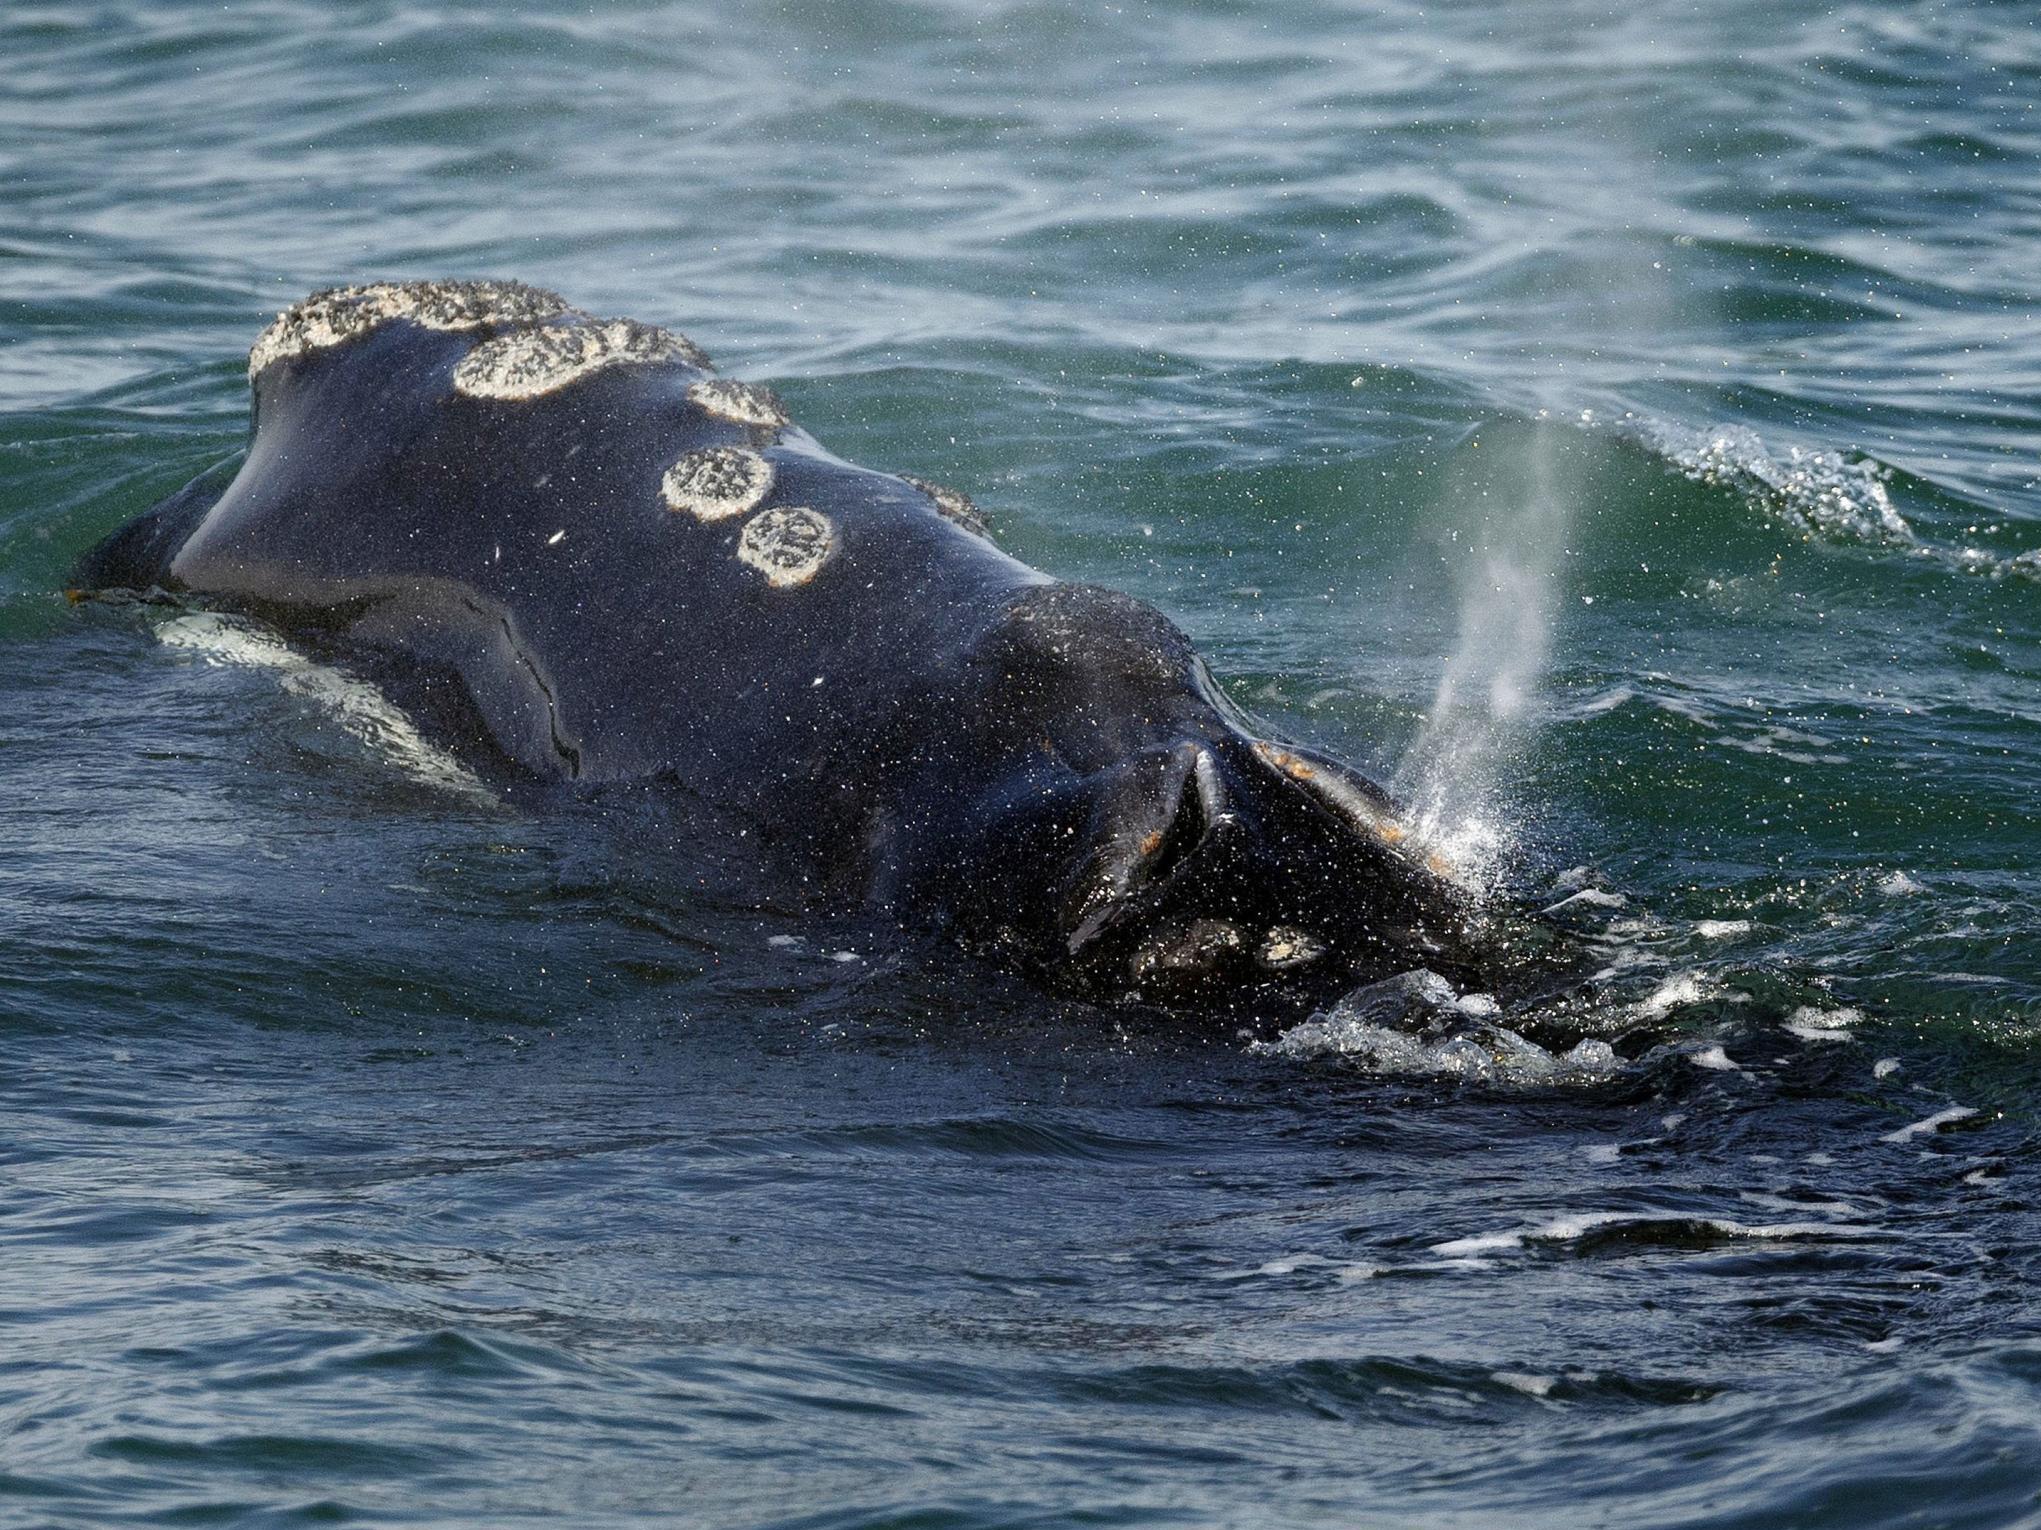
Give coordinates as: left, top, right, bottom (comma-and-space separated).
73, 280, 1542, 1019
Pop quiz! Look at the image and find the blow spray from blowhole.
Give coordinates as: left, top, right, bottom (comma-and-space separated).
1395, 415, 1570, 889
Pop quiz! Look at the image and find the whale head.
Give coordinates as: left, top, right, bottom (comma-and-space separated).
891, 583, 1513, 1015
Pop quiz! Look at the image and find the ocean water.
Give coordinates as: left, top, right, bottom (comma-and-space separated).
5, 2, 2041, 1525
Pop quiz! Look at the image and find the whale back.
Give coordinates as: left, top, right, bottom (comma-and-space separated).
122, 283, 1043, 805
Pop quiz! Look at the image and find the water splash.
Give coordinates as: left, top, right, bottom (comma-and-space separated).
1629, 417, 1916, 546
155, 610, 496, 803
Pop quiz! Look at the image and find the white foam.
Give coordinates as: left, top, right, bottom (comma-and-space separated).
1882, 1104, 1978, 1144
1431, 1210, 1886, 1261
1688, 1044, 1741, 1072
1250, 971, 1622, 1087
1542, 888, 1628, 915
1879, 871, 1925, 897
1783, 1006, 1863, 1043
1632, 418, 1916, 547
1873, 1058, 1902, 1079
154, 612, 491, 802
1492, 1371, 1557, 1398
1639, 973, 1711, 1017
1211, 1253, 1337, 1282
1694, 919, 1752, 939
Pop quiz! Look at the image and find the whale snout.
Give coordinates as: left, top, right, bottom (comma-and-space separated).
889, 580, 1493, 1014
928, 723, 1480, 1011
1048, 731, 1477, 1006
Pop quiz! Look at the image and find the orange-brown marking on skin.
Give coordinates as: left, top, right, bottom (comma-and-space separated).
1427, 852, 1452, 876
1377, 823, 1407, 844
1138, 830, 1166, 858
1251, 740, 1316, 780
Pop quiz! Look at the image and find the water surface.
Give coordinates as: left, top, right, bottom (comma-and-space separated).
4, 3, 2041, 1526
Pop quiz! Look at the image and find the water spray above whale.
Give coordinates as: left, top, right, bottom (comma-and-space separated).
76, 280, 1538, 1016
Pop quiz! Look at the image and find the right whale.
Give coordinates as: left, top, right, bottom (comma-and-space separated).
75, 281, 1532, 1017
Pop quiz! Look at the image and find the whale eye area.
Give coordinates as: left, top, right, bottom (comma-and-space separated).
453, 318, 711, 400
737, 507, 836, 588
247, 279, 571, 381
661, 447, 776, 523
688, 378, 791, 430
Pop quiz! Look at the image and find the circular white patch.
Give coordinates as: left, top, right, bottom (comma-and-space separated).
689, 378, 790, 430
661, 446, 775, 522
453, 319, 710, 401
737, 507, 836, 588
248, 280, 570, 381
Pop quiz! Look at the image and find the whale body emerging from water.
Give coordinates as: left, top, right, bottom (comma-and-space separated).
78, 280, 1506, 1015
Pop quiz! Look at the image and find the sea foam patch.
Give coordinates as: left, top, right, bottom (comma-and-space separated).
1429, 1210, 1891, 1263
1249, 969, 1621, 1086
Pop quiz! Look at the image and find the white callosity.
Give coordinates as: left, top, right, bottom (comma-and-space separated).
737, 507, 836, 588
688, 378, 790, 430
900, 475, 989, 537
454, 318, 711, 400
662, 446, 777, 523
247, 280, 570, 381
1258, 927, 1328, 970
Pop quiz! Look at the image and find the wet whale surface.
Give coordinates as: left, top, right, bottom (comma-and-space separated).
81, 281, 1505, 1015
7, 2, 2041, 1526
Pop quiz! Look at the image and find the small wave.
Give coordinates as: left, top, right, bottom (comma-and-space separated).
1627, 417, 1915, 546
154, 611, 493, 803
1882, 1104, 1980, 1145
1622, 415, 2041, 583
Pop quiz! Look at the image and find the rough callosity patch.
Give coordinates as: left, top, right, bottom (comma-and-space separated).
453, 318, 711, 400
737, 506, 836, 588
662, 446, 775, 522
1258, 926, 1327, 970
900, 475, 989, 537
248, 279, 569, 381
688, 378, 790, 430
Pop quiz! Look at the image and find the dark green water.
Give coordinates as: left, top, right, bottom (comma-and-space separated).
5, 3, 2041, 1526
